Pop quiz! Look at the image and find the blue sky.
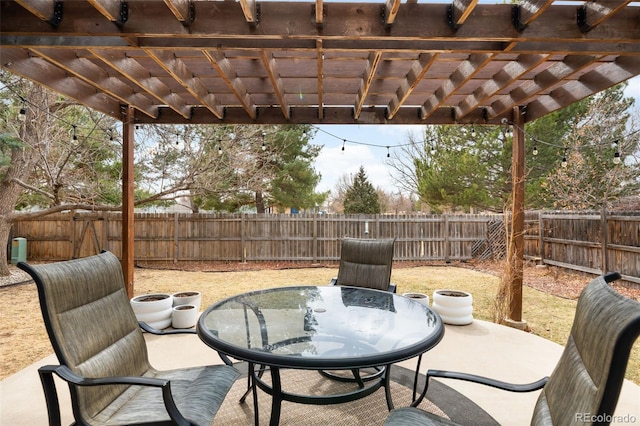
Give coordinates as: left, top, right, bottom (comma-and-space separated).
311, 76, 640, 195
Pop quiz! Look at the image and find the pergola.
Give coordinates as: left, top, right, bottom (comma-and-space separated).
2, 0, 639, 323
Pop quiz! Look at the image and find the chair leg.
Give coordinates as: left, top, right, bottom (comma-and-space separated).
38, 366, 62, 426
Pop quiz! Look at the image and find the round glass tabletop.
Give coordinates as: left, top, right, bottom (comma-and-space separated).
197, 286, 443, 369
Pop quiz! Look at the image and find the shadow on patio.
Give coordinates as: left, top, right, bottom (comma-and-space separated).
2, 319, 638, 425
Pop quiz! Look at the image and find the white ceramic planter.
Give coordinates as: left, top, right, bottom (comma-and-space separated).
172, 291, 201, 312
432, 290, 473, 325
172, 304, 198, 329
402, 292, 430, 306
130, 294, 173, 329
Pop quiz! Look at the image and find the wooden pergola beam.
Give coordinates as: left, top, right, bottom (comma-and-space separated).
122, 105, 135, 299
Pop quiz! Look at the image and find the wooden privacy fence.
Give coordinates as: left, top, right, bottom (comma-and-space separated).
10, 211, 640, 284
524, 211, 640, 285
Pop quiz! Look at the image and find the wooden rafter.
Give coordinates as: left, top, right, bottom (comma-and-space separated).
316, 39, 324, 120
513, 0, 554, 30
87, 0, 126, 24
315, 0, 324, 27
238, 0, 258, 25
577, 0, 632, 32
525, 56, 640, 121
145, 49, 224, 119
0, 48, 122, 117
90, 48, 191, 119
260, 51, 290, 120
29, 47, 159, 118
455, 54, 547, 120
163, 0, 194, 25
421, 53, 494, 121
447, 0, 479, 30
1, 1, 638, 125
384, 0, 402, 26
14, 0, 57, 22
387, 53, 437, 120
354, 51, 382, 120
485, 54, 601, 120
204, 50, 257, 120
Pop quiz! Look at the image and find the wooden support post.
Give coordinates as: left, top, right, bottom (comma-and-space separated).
601, 206, 609, 274
122, 107, 135, 298
508, 106, 525, 323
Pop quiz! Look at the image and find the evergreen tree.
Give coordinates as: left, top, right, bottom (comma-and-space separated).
541, 85, 639, 209
343, 166, 381, 214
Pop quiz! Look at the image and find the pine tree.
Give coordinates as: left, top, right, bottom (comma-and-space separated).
343, 166, 381, 214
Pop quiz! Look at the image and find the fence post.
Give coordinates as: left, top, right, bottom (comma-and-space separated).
538, 211, 544, 262
313, 213, 318, 263
444, 214, 450, 263
241, 213, 246, 263
174, 213, 179, 264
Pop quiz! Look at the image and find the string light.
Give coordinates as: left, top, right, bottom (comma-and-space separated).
261, 131, 266, 151
471, 126, 476, 137
18, 98, 26, 122
613, 140, 621, 164
561, 148, 568, 168
5, 78, 637, 170
71, 125, 78, 144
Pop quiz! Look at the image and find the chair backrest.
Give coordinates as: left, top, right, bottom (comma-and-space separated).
531, 272, 640, 426
336, 237, 396, 291
18, 251, 151, 422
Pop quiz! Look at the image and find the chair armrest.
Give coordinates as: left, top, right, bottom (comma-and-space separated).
38, 365, 191, 426
388, 283, 397, 293
329, 278, 337, 286
427, 369, 548, 393
139, 321, 196, 335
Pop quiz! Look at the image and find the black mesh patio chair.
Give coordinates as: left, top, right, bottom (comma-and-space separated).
18, 251, 240, 426
324, 237, 397, 386
329, 237, 397, 293
384, 272, 640, 426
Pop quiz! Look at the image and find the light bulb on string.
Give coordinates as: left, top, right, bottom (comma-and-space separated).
471, 126, 476, 137
612, 140, 621, 164
261, 131, 266, 151
217, 145, 223, 155
71, 125, 78, 144
532, 146, 538, 156
561, 149, 568, 168
341, 139, 346, 153
18, 106, 26, 122
386, 146, 390, 158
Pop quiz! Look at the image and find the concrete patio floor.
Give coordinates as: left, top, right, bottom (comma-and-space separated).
1, 319, 638, 425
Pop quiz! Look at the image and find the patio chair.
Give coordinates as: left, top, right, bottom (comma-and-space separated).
18, 251, 240, 426
329, 237, 397, 293
324, 237, 396, 386
384, 272, 640, 426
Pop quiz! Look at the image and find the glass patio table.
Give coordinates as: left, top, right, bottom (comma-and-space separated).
197, 285, 444, 426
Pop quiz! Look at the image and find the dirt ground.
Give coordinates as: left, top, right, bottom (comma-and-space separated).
134, 258, 640, 301
1, 259, 638, 381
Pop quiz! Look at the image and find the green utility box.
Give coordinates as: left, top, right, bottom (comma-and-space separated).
11, 237, 27, 265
